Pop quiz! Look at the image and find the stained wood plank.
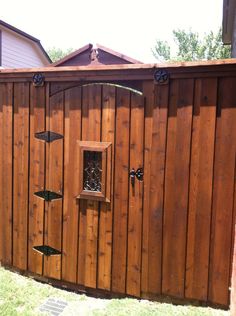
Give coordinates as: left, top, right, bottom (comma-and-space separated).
77, 200, 87, 285
28, 85, 45, 275
142, 82, 168, 297
112, 88, 130, 293
185, 78, 217, 300
208, 77, 236, 306
0, 83, 13, 265
62, 86, 81, 283
98, 85, 116, 290
141, 81, 154, 297
162, 79, 193, 298
230, 164, 236, 314
13, 82, 30, 270
78, 85, 101, 288
44, 91, 64, 280
126, 92, 144, 297
84, 84, 101, 288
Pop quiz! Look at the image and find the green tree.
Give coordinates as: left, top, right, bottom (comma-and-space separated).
152, 28, 231, 62
47, 47, 74, 62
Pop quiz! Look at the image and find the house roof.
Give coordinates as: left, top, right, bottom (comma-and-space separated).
51, 44, 93, 66
222, 0, 236, 44
0, 20, 51, 63
96, 44, 142, 64
51, 43, 142, 66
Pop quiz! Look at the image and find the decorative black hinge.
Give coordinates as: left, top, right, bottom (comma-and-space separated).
33, 245, 61, 256
32, 73, 45, 86
35, 131, 63, 143
34, 190, 63, 201
154, 69, 169, 84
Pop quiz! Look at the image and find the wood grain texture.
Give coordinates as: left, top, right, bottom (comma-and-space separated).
78, 85, 101, 288
126, 92, 144, 297
162, 79, 193, 298
112, 88, 130, 293
185, 78, 217, 300
98, 85, 116, 290
44, 91, 64, 280
0, 83, 13, 265
28, 85, 45, 275
84, 85, 101, 288
13, 82, 30, 270
142, 83, 168, 297
0, 68, 235, 308
141, 81, 154, 297
208, 77, 236, 306
62, 87, 81, 283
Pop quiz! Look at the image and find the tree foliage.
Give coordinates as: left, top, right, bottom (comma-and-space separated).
47, 47, 74, 62
152, 28, 231, 62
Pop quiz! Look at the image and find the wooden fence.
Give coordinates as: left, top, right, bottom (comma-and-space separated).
0, 62, 235, 307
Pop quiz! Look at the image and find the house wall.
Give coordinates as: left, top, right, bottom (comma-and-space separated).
1, 28, 47, 68
55, 49, 132, 67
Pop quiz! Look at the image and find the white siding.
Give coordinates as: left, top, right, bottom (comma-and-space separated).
1, 29, 48, 68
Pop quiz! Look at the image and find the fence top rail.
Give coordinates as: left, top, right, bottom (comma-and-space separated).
0, 58, 236, 73
0, 59, 236, 81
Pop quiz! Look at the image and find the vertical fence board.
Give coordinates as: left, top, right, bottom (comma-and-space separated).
126, 93, 144, 297
77, 86, 89, 286
230, 173, 236, 315
0, 83, 13, 265
209, 77, 236, 306
112, 88, 130, 293
44, 91, 64, 280
162, 79, 193, 298
78, 85, 101, 288
13, 82, 29, 270
98, 85, 116, 290
77, 199, 87, 285
185, 78, 217, 300
142, 83, 168, 297
62, 87, 81, 283
84, 85, 101, 288
28, 85, 45, 275
141, 81, 154, 297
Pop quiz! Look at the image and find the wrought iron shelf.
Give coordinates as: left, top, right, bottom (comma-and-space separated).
35, 131, 63, 143
33, 245, 61, 256
34, 190, 63, 201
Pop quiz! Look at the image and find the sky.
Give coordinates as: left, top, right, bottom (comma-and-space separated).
1, 0, 223, 63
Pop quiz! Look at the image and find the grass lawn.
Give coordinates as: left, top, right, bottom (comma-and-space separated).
0, 266, 230, 316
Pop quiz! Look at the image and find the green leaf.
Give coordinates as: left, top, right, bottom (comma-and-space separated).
152, 27, 231, 62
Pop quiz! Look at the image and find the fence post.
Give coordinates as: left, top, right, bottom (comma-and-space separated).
231, 224, 236, 315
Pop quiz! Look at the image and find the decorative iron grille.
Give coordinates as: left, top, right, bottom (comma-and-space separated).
83, 151, 102, 192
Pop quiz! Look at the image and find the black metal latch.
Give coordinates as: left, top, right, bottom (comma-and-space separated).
136, 168, 144, 181
129, 167, 144, 186
129, 168, 136, 186
34, 190, 63, 201
35, 131, 63, 143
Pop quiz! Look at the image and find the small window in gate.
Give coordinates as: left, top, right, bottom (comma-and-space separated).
83, 151, 102, 192
77, 141, 112, 202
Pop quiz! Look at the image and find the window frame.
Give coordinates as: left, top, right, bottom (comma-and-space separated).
77, 141, 112, 202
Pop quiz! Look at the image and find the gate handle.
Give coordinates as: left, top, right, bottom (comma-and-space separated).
136, 168, 144, 181
129, 168, 144, 186
129, 168, 136, 186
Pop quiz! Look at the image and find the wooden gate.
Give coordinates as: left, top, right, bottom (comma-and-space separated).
0, 62, 235, 308
28, 83, 145, 296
